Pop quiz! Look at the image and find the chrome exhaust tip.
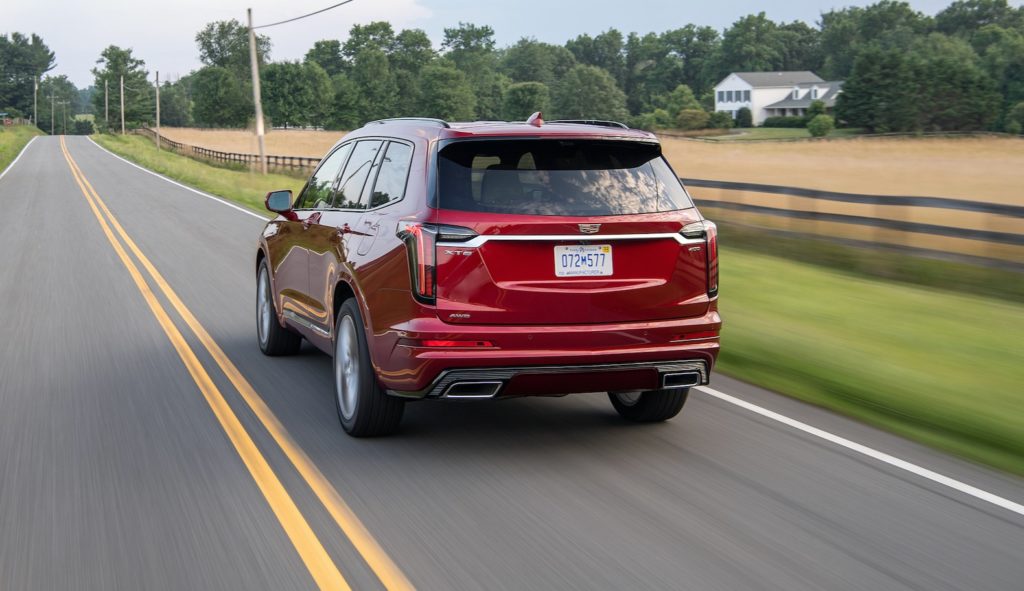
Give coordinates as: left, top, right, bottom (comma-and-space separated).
662, 371, 701, 389
442, 381, 504, 399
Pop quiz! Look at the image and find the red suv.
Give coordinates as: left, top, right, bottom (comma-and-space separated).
256, 115, 720, 436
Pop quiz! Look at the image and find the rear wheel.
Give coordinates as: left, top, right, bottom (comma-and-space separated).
334, 299, 404, 437
609, 388, 689, 422
257, 261, 301, 356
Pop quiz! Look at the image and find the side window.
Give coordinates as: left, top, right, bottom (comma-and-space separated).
295, 143, 351, 210
368, 142, 413, 208
334, 140, 383, 209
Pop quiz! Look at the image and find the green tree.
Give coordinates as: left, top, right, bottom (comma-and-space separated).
190, 66, 250, 127
158, 81, 192, 127
502, 81, 550, 120
38, 75, 78, 134
416, 63, 476, 120
806, 99, 827, 120
500, 38, 576, 87
835, 47, 917, 132
936, 0, 1022, 39
442, 23, 504, 119
0, 33, 56, 117
342, 22, 396, 62
195, 20, 270, 78
566, 29, 627, 87
736, 107, 753, 128
90, 46, 154, 131
807, 114, 835, 136
349, 49, 398, 123
714, 13, 785, 77
660, 25, 721, 96
819, 1, 934, 79
262, 61, 332, 127
305, 40, 345, 76
326, 73, 360, 130
552, 64, 628, 121
776, 21, 823, 71
1005, 101, 1024, 133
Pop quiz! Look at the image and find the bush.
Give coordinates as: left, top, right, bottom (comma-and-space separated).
806, 100, 827, 120
1007, 121, 1023, 135
1007, 102, 1024, 134
72, 119, 95, 135
807, 114, 835, 137
708, 111, 735, 129
736, 107, 753, 128
763, 116, 806, 128
676, 108, 710, 130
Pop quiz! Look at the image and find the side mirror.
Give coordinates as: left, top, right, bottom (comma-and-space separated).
265, 190, 294, 218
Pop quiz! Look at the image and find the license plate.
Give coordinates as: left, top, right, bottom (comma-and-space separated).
554, 245, 613, 277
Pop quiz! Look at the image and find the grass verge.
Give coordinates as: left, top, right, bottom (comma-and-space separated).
92, 133, 1024, 474
92, 133, 303, 215
0, 125, 44, 174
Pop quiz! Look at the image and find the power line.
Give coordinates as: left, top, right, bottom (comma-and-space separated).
253, 0, 357, 30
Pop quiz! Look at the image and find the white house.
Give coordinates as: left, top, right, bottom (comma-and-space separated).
714, 72, 844, 126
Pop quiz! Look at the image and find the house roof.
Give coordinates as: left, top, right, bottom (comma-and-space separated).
730, 71, 824, 88
765, 81, 845, 109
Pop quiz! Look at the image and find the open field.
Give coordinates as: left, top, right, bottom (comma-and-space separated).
160, 127, 342, 158
0, 125, 43, 173
89, 132, 1024, 473
697, 127, 863, 141
663, 135, 1024, 204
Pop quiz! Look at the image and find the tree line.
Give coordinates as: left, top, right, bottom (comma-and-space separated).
3, 0, 1024, 135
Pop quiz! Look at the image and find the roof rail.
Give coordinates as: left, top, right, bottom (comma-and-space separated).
550, 119, 630, 130
367, 117, 451, 128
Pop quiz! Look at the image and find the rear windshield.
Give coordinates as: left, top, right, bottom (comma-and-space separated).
437, 140, 693, 216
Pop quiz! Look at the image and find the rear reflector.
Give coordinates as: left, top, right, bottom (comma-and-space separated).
421, 340, 495, 348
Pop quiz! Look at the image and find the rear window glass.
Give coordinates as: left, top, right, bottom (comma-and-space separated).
437, 140, 693, 216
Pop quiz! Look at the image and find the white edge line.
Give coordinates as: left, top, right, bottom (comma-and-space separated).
85, 136, 269, 221
0, 135, 39, 181
695, 385, 1024, 518
78, 134, 1024, 520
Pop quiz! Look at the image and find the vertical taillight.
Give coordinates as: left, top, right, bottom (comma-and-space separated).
705, 220, 718, 297
398, 223, 437, 303
681, 220, 718, 297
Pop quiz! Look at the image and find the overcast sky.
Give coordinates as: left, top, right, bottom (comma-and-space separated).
6, 0, 1021, 87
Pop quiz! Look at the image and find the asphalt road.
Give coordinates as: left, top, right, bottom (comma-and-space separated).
1, 135, 1022, 591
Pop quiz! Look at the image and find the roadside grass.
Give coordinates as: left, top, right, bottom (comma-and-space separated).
92, 133, 301, 215
94, 131, 1024, 474
718, 248, 1024, 475
0, 125, 44, 174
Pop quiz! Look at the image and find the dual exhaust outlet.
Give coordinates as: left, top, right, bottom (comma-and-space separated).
440, 371, 702, 399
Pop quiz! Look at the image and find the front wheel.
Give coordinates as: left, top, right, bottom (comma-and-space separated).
334, 299, 404, 437
257, 261, 301, 356
609, 388, 689, 422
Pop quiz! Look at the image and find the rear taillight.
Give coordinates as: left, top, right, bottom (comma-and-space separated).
681, 220, 718, 297
705, 221, 718, 297
398, 223, 478, 304
398, 223, 438, 303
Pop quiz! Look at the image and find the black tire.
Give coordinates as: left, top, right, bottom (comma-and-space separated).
257, 260, 302, 356
608, 388, 689, 422
333, 298, 404, 437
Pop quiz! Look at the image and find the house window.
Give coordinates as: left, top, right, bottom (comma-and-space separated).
718, 91, 724, 102
743, 90, 751, 102
792, 88, 800, 100
812, 88, 819, 100
724, 90, 731, 102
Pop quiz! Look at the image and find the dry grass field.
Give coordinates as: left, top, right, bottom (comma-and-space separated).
160, 127, 1024, 204
662, 136, 1024, 204
160, 127, 343, 158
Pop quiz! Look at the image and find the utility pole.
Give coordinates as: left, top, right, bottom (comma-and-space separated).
120, 75, 125, 135
33, 78, 38, 127
248, 7, 267, 174
104, 79, 109, 128
61, 101, 67, 135
50, 94, 54, 135
155, 71, 161, 150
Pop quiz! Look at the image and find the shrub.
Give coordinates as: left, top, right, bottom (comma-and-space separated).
708, 111, 735, 129
807, 114, 835, 137
806, 100, 827, 120
736, 107, 753, 128
1007, 102, 1024, 134
1007, 121, 1023, 135
676, 108, 710, 130
763, 116, 806, 128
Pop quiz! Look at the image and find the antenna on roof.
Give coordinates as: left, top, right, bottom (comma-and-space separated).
526, 112, 544, 127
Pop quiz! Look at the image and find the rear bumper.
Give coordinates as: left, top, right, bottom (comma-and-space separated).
376, 309, 720, 398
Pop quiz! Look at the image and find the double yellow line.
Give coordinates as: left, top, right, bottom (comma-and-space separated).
60, 136, 414, 591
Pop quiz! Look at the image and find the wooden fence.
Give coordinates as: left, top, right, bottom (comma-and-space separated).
134, 127, 320, 172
